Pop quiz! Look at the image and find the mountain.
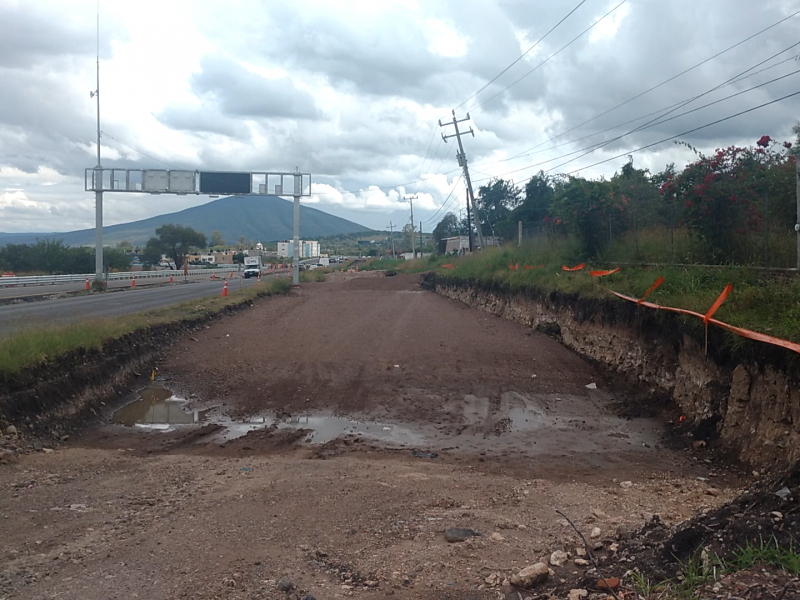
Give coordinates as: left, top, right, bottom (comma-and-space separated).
0, 196, 371, 246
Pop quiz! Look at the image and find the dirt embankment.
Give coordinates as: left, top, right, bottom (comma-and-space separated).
0, 298, 260, 438
424, 273, 800, 468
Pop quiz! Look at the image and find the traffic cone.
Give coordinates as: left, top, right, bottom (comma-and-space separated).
230, 271, 233, 278
169, 275, 173, 283
257, 273, 261, 282
212, 273, 215, 280
131, 276, 136, 288
222, 281, 228, 297
85, 276, 90, 290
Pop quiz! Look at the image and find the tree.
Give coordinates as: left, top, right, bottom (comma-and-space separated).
790, 123, 799, 157
232, 252, 245, 264
117, 240, 134, 252
210, 231, 225, 247
476, 178, 521, 238
237, 235, 246, 251
432, 213, 460, 254
143, 224, 207, 268
401, 223, 414, 251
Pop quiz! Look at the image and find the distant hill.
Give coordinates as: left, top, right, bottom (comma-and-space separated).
0, 196, 371, 247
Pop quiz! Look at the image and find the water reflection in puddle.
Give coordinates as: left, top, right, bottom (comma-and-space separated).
216, 415, 425, 446
113, 386, 208, 430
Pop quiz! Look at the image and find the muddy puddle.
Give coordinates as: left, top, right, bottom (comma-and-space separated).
113, 386, 209, 429
113, 386, 665, 457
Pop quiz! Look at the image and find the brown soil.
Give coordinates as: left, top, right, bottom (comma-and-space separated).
0, 271, 748, 600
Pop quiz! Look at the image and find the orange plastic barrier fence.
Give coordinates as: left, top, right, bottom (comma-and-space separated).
524, 264, 545, 270
611, 289, 800, 355
562, 263, 585, 271
638, 276, 664, 304
440, 264, 454, 270
704, 283, 731, 325
509, 264, 519, 271
590, 267, 620, 277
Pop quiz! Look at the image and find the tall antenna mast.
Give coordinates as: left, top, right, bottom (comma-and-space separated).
91, 0, 104, 282
94, 1, 100, 168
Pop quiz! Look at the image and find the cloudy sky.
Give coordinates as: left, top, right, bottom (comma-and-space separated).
1, 0, 799, 235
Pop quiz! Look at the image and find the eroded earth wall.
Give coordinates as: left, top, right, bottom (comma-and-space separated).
428, 275, 800, 467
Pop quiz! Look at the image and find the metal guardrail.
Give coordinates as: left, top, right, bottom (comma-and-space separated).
0, 269, 237, 287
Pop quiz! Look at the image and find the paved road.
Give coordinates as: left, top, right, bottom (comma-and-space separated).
0, 274, 278, 338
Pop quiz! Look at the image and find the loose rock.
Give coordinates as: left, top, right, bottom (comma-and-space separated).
550, 550, 568, 567
509, 563, 549, 588
590, 527, 602, 539
568, 589, 588, 600
5, 425, 17, 436
277, 581, 295, 592
444, 527, 481, 543
620, 481, 633, 489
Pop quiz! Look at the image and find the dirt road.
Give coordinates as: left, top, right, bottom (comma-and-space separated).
0, 271, 737, 600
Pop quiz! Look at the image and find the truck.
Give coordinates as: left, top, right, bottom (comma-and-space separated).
318, 257, 330, 267
243, 256, 263, 278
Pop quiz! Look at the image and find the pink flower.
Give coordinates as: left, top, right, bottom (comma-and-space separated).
785, 141, 793, 149
756, 135, 771, 148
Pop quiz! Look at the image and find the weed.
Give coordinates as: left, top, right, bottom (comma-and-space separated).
728, 536, 800, 575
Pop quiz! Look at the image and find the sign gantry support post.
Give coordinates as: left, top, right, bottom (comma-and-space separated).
293, 168, 302, 287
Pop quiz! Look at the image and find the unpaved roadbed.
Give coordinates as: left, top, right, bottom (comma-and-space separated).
0, 271, 741, 600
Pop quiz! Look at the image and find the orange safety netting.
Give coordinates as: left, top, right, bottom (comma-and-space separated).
590, 267, 620, 277
509, 264, 519, 271
562, 263, 585, 271
440, 264, 455, 270
610, 289, 800, 355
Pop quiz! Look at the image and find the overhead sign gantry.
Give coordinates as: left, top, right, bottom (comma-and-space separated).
87, 168, 312, 286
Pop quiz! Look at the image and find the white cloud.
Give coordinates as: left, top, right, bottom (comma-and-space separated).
0, 0, 798, 235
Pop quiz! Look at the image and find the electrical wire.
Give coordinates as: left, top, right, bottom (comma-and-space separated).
454, 0, 588, 111
542, 41, 800, 174
466, 89, 800, 185
482, 53, 800, 168
514, 8, 800, 155
422, 172, 464, 226
468, 0, 629, 114
561, 89, 800, 176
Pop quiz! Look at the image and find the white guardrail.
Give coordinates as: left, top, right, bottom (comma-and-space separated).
0, 268, 278, 287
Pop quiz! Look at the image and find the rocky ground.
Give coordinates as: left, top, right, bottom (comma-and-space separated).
1, 270, 788, 600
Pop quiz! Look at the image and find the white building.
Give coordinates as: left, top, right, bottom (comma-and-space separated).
277, 240, 319, 259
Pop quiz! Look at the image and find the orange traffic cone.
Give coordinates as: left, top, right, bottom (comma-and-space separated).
131, 277, 136, 288
85, 276, 90, 290
230, 271, 233, 278
222, 281, 228, 297
212, 273, 215, 280
257, 273, 261, 282
169, 275, 173, 283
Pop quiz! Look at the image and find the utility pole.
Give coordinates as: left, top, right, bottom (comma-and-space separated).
387, 221, 396, 259
419, 221, 423, 254
405, 194, 417, 259
439, 110, 485, 251
90, 5, 103, 284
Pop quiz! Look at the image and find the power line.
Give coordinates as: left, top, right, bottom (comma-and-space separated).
460, 44, 800, 183
466, 90, 800, 185
486, 53, 800, 168
561, 89, 800, 176
468, 0, 629, 114
543, 41, 800, 174
454, 0, 588, 111
422, 172, 464, 226
515, 8, 800, 155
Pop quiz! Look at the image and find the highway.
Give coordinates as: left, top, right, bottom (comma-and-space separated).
0, 273, 278, 338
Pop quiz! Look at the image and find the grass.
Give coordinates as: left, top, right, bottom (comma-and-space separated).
430, 239, 800, 346
626, 538, 800, 599
300, 269, 327, 283
0, 279, 290, 378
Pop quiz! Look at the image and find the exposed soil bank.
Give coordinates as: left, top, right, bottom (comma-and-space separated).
0, 298, 261, 437
424, 273, 800, 468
